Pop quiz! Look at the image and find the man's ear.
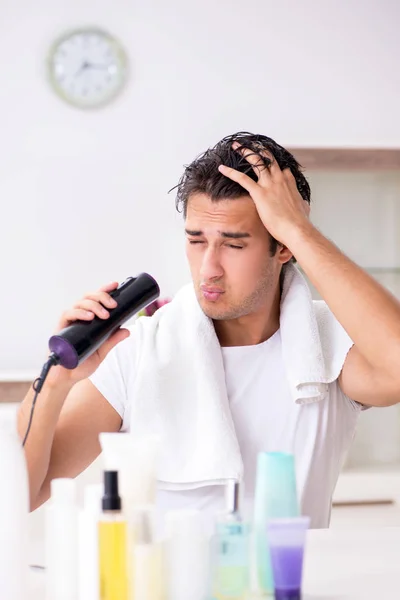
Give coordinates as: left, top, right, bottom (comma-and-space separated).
277, 244, 293, 265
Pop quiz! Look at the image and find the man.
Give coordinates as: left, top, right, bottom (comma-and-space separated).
19, 132, 400, 527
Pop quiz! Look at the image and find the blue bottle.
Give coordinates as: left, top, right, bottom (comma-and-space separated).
253, 452, 300, 595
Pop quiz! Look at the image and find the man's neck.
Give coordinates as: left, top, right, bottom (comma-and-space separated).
213, 286, 281, 348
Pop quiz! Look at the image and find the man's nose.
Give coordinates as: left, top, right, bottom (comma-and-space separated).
200, 247, 224, 282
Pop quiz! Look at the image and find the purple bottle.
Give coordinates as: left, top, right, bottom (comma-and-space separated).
266, 517, 310, 600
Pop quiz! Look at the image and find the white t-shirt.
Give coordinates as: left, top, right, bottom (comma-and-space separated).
90, 328, 360, 530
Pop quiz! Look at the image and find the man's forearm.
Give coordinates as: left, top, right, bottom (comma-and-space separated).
286, 221, 400, 377
18, 380, 72, 509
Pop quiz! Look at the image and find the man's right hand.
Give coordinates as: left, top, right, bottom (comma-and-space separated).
46, 281, 130, 389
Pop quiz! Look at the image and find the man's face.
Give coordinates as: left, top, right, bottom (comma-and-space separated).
185, 193, 283, 320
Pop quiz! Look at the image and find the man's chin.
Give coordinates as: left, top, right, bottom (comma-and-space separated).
197, 298, 231, 321
194, 289, 231, 319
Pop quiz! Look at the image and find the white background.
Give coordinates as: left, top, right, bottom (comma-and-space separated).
1, 0, 399, 375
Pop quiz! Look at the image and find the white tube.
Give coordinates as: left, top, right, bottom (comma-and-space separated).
0, 404, 29, 600
99, 433, 159, 511
131, 506, 164, 600
164, 509, 209, 600
46, 478, 78, 600
78, 484, 103, 600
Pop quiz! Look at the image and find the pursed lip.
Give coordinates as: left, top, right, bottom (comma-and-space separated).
200, 285, 225, 293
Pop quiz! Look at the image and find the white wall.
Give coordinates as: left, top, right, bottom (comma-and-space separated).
1, 0, 400, 374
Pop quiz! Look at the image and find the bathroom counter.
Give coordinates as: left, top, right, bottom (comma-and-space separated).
28, 526, 400, 599
302, 526, 400, 598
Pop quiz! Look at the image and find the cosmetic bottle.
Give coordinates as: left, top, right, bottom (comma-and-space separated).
0, 404, 29, 600
267, 516, 310, 600
131, 506, 164, 600
253, 452, 299, 595
99, 471, 129, 600
211, 480, 250, 600
46, 478, 78, 600
164, 509, 209, 600
78, 484, 103, 600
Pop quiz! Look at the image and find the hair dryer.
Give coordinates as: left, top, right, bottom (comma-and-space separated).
21, 273, 160, 447
48, 273, 160, 369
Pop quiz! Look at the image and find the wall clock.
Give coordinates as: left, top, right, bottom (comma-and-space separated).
48, 28, 128, 109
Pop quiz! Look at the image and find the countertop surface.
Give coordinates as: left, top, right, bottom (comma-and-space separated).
302, 526, 400, 599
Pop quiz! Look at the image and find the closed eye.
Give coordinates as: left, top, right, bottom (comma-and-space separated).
189, 240, 243, 249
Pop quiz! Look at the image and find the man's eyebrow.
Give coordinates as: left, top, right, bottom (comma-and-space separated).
185, 229, 251, 239
220, 231, 251, 239
185, 229, 202, 236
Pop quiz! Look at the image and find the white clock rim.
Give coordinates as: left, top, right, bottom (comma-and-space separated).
47, 26, 129, 110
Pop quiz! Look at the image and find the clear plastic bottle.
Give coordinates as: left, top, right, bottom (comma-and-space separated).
210, 480, 250, 600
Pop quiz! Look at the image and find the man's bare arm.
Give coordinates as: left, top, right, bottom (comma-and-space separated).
219, 148, 400, 407
18, 280, 130, 510
19, 379, 121, 511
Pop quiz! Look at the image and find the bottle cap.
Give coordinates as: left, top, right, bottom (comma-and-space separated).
102, 470, 122, 511
225, 479, 241, 514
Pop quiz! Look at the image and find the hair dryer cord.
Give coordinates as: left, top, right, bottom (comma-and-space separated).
22, 352, 60, 447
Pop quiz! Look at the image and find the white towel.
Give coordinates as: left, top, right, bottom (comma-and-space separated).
129, 263, 353, 489
280, 264, 354, 404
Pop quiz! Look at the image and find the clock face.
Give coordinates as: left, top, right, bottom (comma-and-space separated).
48, 28, 128, 109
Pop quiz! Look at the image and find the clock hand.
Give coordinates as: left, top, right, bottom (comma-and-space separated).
85, 63, 112, 70
75, 61, 91, 77
74, 61, 113, 80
